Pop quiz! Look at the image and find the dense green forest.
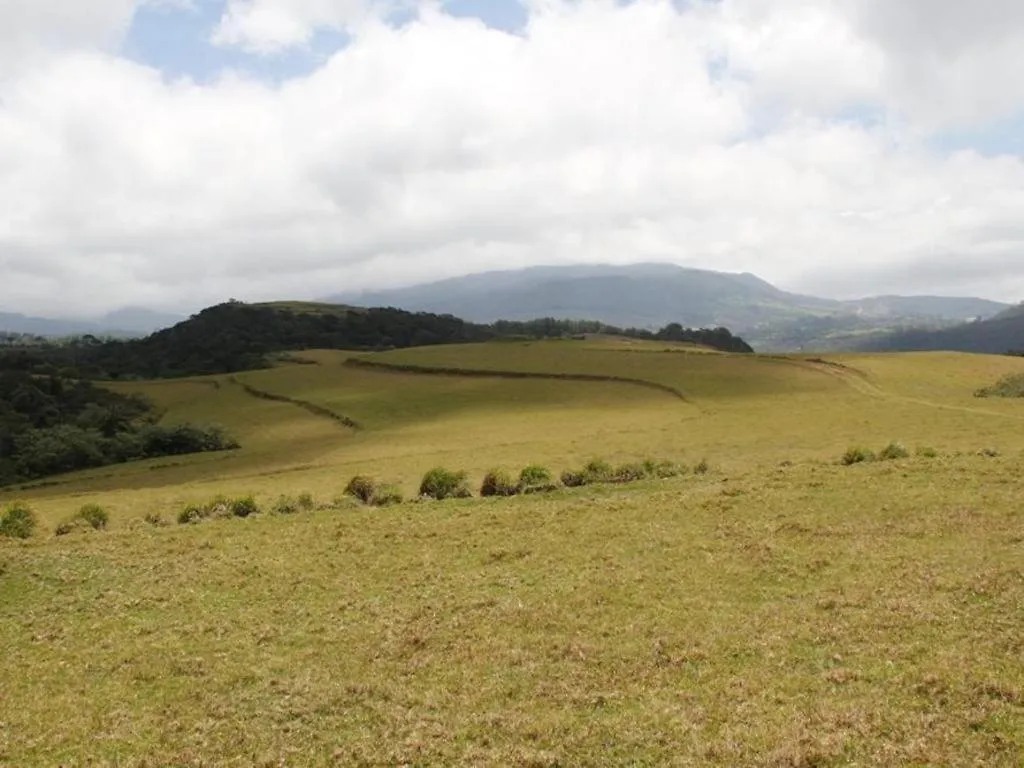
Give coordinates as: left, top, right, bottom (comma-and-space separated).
0, 302, 753, 380
0, 372, 237, 486
858, 306, 1024, 354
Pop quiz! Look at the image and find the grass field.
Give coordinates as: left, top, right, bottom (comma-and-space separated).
2, 339, 1023, 765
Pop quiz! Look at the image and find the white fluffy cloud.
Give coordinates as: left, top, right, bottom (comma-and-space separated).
211, 0, 384, 52
1, 0, 1024, 316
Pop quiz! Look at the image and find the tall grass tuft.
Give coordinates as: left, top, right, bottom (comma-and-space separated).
0, 502, 37, 540
518, 464, 558, 494
419, 467, 472, 500
841, 447, 876, 465
480, 468, 518, 497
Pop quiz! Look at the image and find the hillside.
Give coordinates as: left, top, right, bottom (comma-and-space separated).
859, 306, 1024, 354
4, 341, 1024, 763
0, 301, 752, 380
327, 263, 1009, 350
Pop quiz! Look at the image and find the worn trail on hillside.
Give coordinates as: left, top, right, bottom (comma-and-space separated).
227, 376, 362, 430
788, 358, 1024, 422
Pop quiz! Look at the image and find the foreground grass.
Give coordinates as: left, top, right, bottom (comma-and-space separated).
2, 456, 1022, 765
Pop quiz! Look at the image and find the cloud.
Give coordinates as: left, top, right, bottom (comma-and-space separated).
211, 0, 390, 52
1, 0, 1024, 317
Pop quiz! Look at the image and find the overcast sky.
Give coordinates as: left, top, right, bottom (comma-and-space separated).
2, 0, 1024, 317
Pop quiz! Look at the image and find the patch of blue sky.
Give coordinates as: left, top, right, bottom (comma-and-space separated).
123, 0, 531, 82
121, 1, 348, 83
929, 113, 1024, 157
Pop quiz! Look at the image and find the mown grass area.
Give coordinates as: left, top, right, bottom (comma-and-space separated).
2, 339, 1024, 764
1, 458, 1022, 765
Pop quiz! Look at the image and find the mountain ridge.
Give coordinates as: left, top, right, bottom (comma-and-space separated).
325, 263, 1009, 350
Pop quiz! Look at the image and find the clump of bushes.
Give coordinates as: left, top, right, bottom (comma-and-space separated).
419, 467, 472, 500
177, 494, 259, 524
518, 464, 558, 494
841, 446, 876, 465
581, 458, 614, 483
560, 469, 588, 488
878, 442, 910, 461
56, 503, 110, 536
1, 501, 38, 540
177, 502, 208, 525
975, 373, 1024, 398
77, 503, 110, 530
644, 459, 684, 478
344, 475, 404, 506
230, 496, 259, 518
842, 441, 919, 466
560, 457, 683, 488
480, 468, 518, 497
273, 495, 300, 515
371, 484, 404, 507
344, 475, 379, 504
612, 462, 650, 483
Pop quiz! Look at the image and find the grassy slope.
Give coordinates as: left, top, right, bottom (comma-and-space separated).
1, 341, 1023, 764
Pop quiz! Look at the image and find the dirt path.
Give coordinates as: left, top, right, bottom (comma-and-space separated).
789, 358, 1024, 422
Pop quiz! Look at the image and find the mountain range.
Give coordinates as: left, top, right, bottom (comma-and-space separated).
3, 263, 1018, 353
0, 308, 184, 338
327, 263, 1012, 351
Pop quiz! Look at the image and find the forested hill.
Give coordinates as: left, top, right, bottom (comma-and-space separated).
857, 305, 1024, 354
0, 301, 753, 380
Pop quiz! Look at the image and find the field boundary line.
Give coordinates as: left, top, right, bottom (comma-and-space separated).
343, 357, 691, 403
227, 376, 362, 430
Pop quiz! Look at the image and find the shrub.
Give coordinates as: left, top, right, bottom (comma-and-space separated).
480, 468, 518, 497
297, 492, 316, 511
55, 517, 92, 537
345, 475, 379, 504
273, 495, 300, 515
177, 503, 207, 525
916, 446, 938, 458
975, 373, 1024, 398
693, 458, 711, 475
205, 494, 233, 518
560, 469, 588, 488
582, 458, 614, 484
230, 496, 259, 518
878, 442, 910, 461
841, 447, 875, 466
77, 503, 109, 530
612, 462, 651, 483
419, 467, 472, 500
370, 484, 404, 507
0, 502, 37, 540
518, 464, 558, 494
644, 458, 684, 478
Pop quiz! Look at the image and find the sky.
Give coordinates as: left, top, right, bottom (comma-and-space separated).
2, 0, 1024, 317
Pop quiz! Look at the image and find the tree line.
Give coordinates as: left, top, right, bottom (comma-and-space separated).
0, 371, 237, 486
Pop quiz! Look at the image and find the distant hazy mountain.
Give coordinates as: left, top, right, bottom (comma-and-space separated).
0, 307, 183, 337
844, 295, 1007, 321
327, 263, 1010, 351
330, 263, 837, 328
